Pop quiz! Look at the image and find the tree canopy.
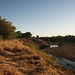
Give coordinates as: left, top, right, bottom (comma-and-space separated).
0, 16, 16, 39
22, 32, 32, 38
16, 31, 22, 38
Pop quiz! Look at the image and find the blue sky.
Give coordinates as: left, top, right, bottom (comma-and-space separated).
0, 0, 75, 37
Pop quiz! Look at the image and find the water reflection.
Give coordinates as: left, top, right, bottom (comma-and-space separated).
50, 55, 75, 72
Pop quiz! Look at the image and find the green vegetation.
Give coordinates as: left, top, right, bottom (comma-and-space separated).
16, 31, 22, 38
26, 43, 57, 66
0, 16, 16, 39
0, 16, 33, 40
40, 35, 75, 45
16, 31, 32, 38
26, 43, 37, 50
36, 50, 57, 66
22, 32, 32, 38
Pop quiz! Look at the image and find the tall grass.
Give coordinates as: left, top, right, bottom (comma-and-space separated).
26, 43, 57, 66
0, 39, 74, 75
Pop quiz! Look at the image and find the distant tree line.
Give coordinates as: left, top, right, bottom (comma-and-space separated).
39, 35, 75, 44
16, 31, 32, 38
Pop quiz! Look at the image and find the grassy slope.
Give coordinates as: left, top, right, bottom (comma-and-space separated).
0, 39, 74, 75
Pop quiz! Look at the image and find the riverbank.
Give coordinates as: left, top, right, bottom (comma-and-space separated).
44, 44, 75, 62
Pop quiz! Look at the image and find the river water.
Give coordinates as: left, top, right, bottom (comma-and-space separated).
50, 55, 75, 72
49, 45, 75, 72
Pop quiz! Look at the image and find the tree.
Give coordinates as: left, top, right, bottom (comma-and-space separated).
16, 31, 22, 38
22, 32, 32, 38
0, 16, 16, 39
36, 35, 39, 39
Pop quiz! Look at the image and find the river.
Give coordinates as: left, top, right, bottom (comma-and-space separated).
50, 54, 75, 72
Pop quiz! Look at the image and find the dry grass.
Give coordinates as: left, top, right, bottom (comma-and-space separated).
0, 39, 74, 75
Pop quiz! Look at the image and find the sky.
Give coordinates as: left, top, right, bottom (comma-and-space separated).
0, 0, 75, 37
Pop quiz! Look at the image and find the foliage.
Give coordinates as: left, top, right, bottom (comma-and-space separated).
36, 35, 39, 39
0, 16, 16, 39
16, 31, 22, 38
26, 43, 38, 50
22, 32, 32, 38
40, 35, 75, 44
37, 50, 57, 65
